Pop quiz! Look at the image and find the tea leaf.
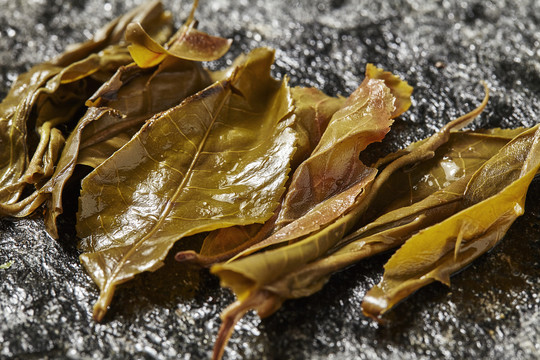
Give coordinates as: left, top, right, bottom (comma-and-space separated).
76, 48, 296, 321
362, 125, 540, 318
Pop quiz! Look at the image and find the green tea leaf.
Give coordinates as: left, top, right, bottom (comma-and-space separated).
365, 63, 413, 119
274, 76, 396, 230
76, 48, 296, 321
230, 65, 412, 258
126, 1, 231, 68
362, 124, 540, 319
0, 0, 172, 222
211, 85, 489, 360
175, 86, 345, 267
262, 129, 522, 301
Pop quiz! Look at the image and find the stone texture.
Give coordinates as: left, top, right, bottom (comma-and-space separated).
0, 0, 539, 359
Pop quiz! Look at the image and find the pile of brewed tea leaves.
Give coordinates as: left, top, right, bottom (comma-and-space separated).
1, 2, 538, 359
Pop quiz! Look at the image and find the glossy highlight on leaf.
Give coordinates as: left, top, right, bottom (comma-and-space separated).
175, 86, 349, 267
366, 128, 524, 216
76, 48, 296, 321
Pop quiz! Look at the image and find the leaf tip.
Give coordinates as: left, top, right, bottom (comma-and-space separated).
175, 250, 211, 267
93, 305, 107, 322
175, 250, 198, 262
92, 285, 116, 322
365, 63, 413, 119
361, 286, 389, 320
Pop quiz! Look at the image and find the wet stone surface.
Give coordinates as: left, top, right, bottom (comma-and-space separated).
1, 0, 539, 359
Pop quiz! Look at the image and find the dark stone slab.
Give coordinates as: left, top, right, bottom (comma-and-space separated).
1, 0, 539, 359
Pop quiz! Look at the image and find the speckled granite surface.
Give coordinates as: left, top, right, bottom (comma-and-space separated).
1, 0, 539, 359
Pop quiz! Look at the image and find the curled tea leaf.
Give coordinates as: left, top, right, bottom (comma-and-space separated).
362, 124, 540, 319
127, 0, 231, 68
211, 84, 490, 359
258, 128, 522, 301
0, 1, 171, 221
365, 63, 413, 119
